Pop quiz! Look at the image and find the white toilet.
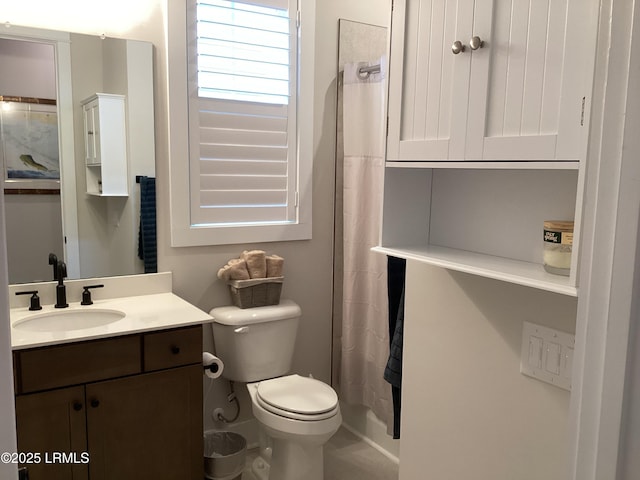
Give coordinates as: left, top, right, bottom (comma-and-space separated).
210, 300, 342, 480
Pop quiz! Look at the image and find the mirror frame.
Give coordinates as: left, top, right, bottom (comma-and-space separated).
1, 26, 83, 279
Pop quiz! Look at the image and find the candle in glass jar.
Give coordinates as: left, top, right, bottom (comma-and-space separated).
543, 221, 574, 276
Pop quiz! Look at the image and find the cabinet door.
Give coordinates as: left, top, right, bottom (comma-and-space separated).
83, 101, 100, 165
15, 386, 88, 480
387, 0, 474, 161
85, 365, 203, 480
466, 0, 597, 160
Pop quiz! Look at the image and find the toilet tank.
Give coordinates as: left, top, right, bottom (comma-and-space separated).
210, 300, 301, 382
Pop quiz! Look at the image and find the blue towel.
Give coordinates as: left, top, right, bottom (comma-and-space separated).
384, 256, 406, 439
137, 176, 157, 273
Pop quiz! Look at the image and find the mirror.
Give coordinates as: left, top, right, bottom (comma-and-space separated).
0, 26, 155, 284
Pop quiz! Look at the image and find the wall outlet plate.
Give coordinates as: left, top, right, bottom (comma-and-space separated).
520, 321, 575, 391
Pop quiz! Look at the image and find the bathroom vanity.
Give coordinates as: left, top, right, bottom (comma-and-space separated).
9, 273, 211, 480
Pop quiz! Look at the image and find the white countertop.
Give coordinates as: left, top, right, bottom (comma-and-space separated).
10, 292, 213, 350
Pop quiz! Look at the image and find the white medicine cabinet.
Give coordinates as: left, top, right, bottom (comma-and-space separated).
377, 0, 600, 296
81, 93, 128, 196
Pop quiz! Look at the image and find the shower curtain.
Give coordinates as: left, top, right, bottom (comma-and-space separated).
339, 58, 392, 428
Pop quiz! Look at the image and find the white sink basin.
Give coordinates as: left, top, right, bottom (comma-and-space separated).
13, 309, 126, 332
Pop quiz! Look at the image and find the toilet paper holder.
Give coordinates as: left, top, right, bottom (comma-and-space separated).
204, 363, 219, 375
203, 352, 224, 379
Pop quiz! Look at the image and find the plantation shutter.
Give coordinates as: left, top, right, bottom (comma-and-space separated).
188, 0, 298, 226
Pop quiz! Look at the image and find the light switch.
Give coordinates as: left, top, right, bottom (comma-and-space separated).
528, 336, 543, 369
521, 321, 574, 391
562, 347, 574, 380
545, 342, 561, 374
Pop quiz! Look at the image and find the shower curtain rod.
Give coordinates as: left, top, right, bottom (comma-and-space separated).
357, 63, 381, 78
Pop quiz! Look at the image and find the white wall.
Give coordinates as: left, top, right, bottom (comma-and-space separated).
401, 263, 577, 480
0, 37, 56, 98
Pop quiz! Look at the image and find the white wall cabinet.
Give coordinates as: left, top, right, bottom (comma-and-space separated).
387, 0, 594, 162
377, 0, 599, 296
81, 93, 128, 196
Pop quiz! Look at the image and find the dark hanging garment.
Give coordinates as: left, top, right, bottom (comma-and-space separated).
384, 256, 406, 439
137, 176, 157, 273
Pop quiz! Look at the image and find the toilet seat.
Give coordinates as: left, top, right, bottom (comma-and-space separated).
256, 374, 339, 421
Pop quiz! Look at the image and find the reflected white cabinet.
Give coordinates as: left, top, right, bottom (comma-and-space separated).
81, 93, 128, 196
387, 0, 596, 162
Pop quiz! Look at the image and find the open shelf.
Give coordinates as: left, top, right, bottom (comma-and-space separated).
86, 192, 128, 197
373, 245, 577, 296
386, 161, 580, 170
380, 167, 581, 297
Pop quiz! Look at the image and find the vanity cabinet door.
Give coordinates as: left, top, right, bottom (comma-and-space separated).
85, 365, 203, 480
15, 386, 88, 480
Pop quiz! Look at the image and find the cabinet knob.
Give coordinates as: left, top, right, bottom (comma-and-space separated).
451, 40, 466, 55
171, 346, 181, 355
470, 36, 484, 50
90, 399, 100, 408
73, 402, 83, 412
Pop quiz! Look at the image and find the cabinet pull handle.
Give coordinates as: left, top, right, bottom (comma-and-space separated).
73, 402, 83, 412
171, 346, 181, 355
470, 36, 484, 50
452, 40, 466, 55
90, 399, 100, 408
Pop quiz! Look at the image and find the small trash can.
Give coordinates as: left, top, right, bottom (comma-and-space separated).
204, 431, 247, 480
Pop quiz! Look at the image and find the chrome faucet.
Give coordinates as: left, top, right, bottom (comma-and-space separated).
54, 260, 69, 308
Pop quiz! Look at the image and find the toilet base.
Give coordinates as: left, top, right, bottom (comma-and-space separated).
245, 380, 341, 479
251, 455, 270, 480
259, 437, 323, 480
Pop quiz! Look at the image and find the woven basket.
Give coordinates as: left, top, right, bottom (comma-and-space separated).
227, 277, 283, 309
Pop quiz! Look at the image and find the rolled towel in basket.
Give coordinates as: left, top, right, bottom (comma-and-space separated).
266, 255, 284, 277
217, 258, 251, 281
242, 250, 267, 279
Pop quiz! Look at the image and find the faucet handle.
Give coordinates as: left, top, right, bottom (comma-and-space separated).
81, 284, 105, 305
16, 290, 42, 311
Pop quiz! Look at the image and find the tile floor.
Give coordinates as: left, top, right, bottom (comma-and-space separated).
240, 427, 399, 480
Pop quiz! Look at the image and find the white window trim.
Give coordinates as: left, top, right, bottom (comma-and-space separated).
167, 0, 314, 247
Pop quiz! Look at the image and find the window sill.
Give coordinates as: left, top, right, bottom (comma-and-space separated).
170, 222, 312, 247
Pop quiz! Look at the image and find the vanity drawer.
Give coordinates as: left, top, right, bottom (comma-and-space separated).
143, 325, 202, 372
16, 335, 142, 394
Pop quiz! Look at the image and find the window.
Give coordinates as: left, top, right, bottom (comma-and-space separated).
195, 0, 291, 105
167, 0, 314, 246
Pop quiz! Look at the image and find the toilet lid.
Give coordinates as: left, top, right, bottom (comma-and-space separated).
256, 374, 338, 416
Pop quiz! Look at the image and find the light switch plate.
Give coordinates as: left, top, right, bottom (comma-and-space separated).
520, 321, 575, 391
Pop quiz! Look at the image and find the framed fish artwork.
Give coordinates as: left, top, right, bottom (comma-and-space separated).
0, 96, 60, 190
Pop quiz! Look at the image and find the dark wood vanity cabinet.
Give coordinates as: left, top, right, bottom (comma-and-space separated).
13, 325, 204, 480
